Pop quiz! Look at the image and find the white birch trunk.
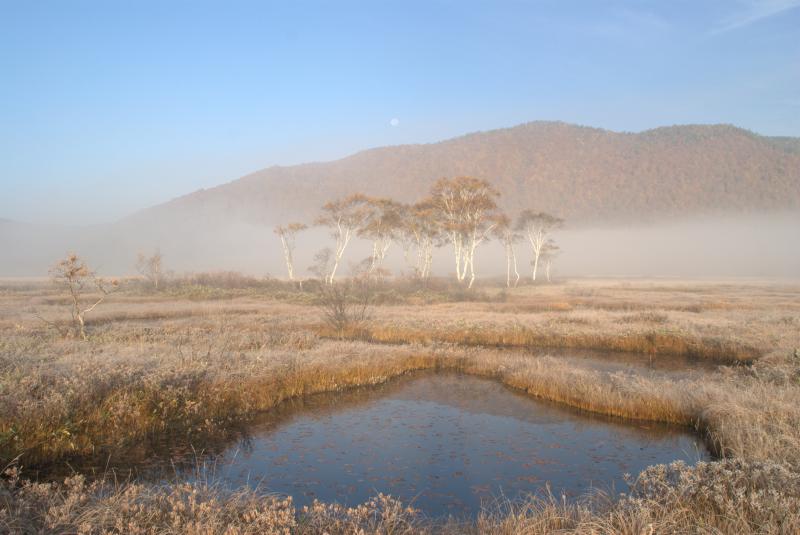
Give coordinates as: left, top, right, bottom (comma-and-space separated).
369, 238, 391, 273
424, 241, 433, 279
512, 245, 520, 287
328, 221, 351, 284
279, 234, 295, 280
451, 232, 466, 282
506, 245, 512, 288
527, 229, 544, 282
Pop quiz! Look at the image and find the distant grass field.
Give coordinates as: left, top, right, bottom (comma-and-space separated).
1, 277, 799, 533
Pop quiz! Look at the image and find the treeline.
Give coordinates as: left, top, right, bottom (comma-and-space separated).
275, 176, 563, 288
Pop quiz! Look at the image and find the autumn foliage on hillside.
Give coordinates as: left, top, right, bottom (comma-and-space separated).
134, 122, 800, 226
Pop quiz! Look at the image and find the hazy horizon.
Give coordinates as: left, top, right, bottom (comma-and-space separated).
2, 119, 796, 227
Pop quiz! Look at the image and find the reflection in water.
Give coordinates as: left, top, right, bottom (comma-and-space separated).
166, 372, 709, 517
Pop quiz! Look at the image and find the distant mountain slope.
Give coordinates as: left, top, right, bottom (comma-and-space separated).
128, 121, 800, 227
3, 122, 800, 277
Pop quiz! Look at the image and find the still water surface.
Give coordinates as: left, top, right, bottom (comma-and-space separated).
172, 372, 709, 517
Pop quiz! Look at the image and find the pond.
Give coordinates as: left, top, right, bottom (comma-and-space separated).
157, 371, 710, 517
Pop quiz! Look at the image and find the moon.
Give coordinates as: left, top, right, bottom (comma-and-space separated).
389, 118, 399, 127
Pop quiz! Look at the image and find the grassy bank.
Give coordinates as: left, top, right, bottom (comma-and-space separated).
1, 326, 797, 474
327, 322, 760, 364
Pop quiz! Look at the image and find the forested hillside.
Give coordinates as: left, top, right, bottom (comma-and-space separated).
128, 122, 800, 227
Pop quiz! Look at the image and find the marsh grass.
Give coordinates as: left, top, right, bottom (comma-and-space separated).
327, 322, 760, 364
1, 334, 796, 471
2, 459, 798, 534
2, 278, 799, 533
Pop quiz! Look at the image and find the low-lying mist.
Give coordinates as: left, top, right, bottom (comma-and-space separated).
1, 212, 798, 280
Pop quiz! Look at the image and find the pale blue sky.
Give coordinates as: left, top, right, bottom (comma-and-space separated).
1, 0, 798, 224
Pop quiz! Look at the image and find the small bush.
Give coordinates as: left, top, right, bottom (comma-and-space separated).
316, 278, 374, 338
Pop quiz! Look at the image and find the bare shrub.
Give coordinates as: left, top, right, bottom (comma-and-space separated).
0, 467, 423, 535
316, 277, 374, 338
621, 459, 800, 532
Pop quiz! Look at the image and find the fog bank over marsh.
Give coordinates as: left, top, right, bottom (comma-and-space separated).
1, 211, 797, 279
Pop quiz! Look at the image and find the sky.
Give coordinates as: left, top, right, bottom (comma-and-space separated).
1, 0, 799, 225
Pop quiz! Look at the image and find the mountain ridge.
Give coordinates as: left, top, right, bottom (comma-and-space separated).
126, 121, 800, 228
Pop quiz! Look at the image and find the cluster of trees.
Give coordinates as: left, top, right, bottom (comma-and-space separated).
276, 176, 564, 288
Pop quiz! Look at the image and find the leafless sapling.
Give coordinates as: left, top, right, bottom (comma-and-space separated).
47, 253, 119, 340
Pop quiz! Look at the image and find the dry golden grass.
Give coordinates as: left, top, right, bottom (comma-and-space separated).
1, 277, 799, 533
339, 322, 760, 363
2, 460, 798, 534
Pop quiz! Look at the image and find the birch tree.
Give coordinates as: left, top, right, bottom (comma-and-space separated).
430, 176, 500, 288
274, 222, 307, 282
358, 197, 403, 274
135, 248, 164, 290
516, 211, 563, 282
493, 214, 521, 288
315, 194, 369, 284
397, 200, 441, 280
541, 239, 560, 282
309, 248, 333, 281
